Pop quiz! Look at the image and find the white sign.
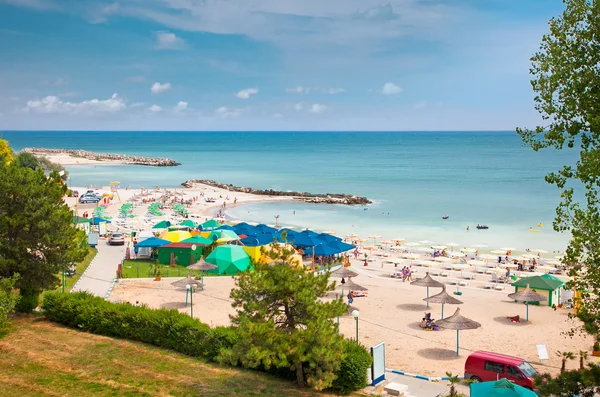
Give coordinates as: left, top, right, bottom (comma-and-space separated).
191, 244, 197, 251
371, 342, 386, 386
536, 344, 549, 360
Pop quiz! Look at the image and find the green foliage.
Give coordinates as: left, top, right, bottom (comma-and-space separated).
535, 364, 600, 397
15, 152, 40, 170
0, 160, 86, 303
36, 156, 69, 181
0, 135, 14, 165
229, 242, 348, 390
556, 351, 576, 373
15, 289, 40, 313
0, 275, 20, 331
41, 291, 237, 362
328, 339, 372, 395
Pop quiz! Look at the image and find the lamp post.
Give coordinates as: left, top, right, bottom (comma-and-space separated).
186, 284, 193, 318
352, 310, 360, 342
274, 215, 280, 228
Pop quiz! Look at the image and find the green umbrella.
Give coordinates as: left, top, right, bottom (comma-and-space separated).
209, 229, 240, 242
179, 219, 197, 228
470, 378, 537, 397
181, 235, 213, 245
206, 245, 251, 275
202, 219, 221, 230
152, 220, 171, 229
73, 216, 92, 225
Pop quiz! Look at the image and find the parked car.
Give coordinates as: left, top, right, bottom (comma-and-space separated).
464, 351, 538, 389
109, 232, 125, 245
79, 195, 100, 204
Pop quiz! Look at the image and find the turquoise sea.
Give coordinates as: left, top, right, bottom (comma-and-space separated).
3, 131, 578, 251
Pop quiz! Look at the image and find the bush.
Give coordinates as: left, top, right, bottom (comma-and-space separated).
329, 339, 373, 395
42, 291, 237, 361
16, 289, 39, 313
0, 275, 20, 331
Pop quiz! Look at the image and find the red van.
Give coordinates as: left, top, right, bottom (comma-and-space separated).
464, 351, 538, 389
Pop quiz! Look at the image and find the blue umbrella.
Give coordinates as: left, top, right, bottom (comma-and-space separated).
134, 237, 170, 248
90, 217, 111, 225
317, 233, 342, 243
293, 233, 324, 248
214, 224, 236, 231
313, 243, 341, 256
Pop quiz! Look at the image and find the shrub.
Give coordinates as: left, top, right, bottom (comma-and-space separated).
16, 289, 39, 313
329, 340, 373, 395
0, 275, 20, 331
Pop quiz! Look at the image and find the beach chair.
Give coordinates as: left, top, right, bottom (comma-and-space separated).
430, 269, 441, 276
483, 283, 493, 289
458, 280, 469, 287
464, 273, 475, 280
494, 284, 505, 291
476, 267, 485, 274
491, 273, 500, 283
440, 271, 449, 277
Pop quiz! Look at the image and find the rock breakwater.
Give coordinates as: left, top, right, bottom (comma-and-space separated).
22, 148, 181, 167
182, 179, 372, 205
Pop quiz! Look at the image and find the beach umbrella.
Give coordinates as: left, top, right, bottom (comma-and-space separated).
171, 274, 202, 289
431, 245, 447, 250
181, 235, 213, 246
392, 238, 406, 242
410, 272, 444, 308
508, 284, 545, 322
205, 245, 251, 275
490, 250, 505, 255
330, 266, 358, 278
436, 307, 481, 356
337, 278, 368, 292
444, 242, 459, 251
187, 258, 218, 290
179, 219, 197, 228
152, 220, 171, 229
368, 234, 383, 244
470, 378, 537, 397
461, 248, 477, 253
159, 230, 193, 243
423, 285, 463, 319
134, 237, 170, 248
209, 229, 241, 243
201, 219, 221, 230
471, 244, 488, 248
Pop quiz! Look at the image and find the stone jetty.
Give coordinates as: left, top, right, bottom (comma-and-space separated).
22, 148, 181, 167
181, 179, 372, 205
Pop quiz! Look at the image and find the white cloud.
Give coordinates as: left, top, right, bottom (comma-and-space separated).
293, 103, 303, 111
148, 104, 162, 112
24, 93, 126, 114
88, 2, 120, 24
323, 88, 345, 94
381, 82, 402, 95
155, 31, 186, 50
286, 86, 310, 94
125, 75, 147, 83
215, 106, 241, 118
130, 102, 146, 108
173, 101, 188, 113
236, 88, 258, 99
151, 82, 172, 94
309, 103, 326, 113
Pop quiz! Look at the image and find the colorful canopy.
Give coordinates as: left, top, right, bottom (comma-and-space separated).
470, 378, 536, 397
181, 235, 213, 245
73, 216, 92, 225
134, 237, 170, 248
152, 220, 171, 229
206, 245, 251, 275
159, 230, 193, 243
90, 217, 111, 225
511, 275, 564, 291
179, 219, 197, 228
201, 219, 221, 230
208, 229, 241, 243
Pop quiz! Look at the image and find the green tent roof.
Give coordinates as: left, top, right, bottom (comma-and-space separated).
470, 378, 537, 397
181, 235, 213, 245
179, 219, 197, 228
201, 219, 221, 229
205, 245, 251, 275
152, 220, 171, 229
73, 216, 92, 224
511, 275, 564, 290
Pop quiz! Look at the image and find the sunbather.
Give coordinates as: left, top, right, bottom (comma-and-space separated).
506, 315, 520, 323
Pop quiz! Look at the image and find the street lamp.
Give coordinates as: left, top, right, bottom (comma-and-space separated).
186, 284, 194, 318
352, 310, 360, 342
274, 215, 280, 228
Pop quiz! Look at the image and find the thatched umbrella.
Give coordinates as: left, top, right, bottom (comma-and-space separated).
187, 259, 217, 291
411, 272, 444, 308
508, 284, 545, 322
330, 266, 358, 278
436, 307, 481, 356
423, 285, 463, 319
336, 278, 368, 294
171, 274, 202, 308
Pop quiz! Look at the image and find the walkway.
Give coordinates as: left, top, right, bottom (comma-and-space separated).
73, 240, 126, 297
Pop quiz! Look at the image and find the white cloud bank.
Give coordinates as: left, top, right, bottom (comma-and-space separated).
236, 88, 259, 99
309, 103, 326, 113
24, 93, 126, 114
148, 104, 162, 112
155, 31, 186, 50
151, 82, 172, 94
381, 82, 402, 95
215, 106, 242, 118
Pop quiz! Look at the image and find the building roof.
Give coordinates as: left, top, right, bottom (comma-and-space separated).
159, 242, 195, 249
511, 275, 564, 290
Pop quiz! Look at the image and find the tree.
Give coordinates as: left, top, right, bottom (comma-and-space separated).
0, 163, 86, 311
15, 152, 40, 170
518, 0, 600, 394
446, 372, 461, 397
580, 350, 589, 370
227, 242, 347, 389
557, 351, 576, 373
0, 135, 14, 165
0, 274, 19, 332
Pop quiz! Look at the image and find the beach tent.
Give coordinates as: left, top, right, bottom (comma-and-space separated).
314, 242, 345, 256
241, 234, 278, 247
181, 235, 213, 246
152, 220, 171, 229
90, 217, 111, 225
214, 225, 236, 231
276, 228, 299, 242
179, 219, 197, 228
511, 275, 564, 306
208, 229, 241, 243
206, 245, 251, 275
159, 230, 193, 243
317, 233, 342, 243
470, 378, 537, 397
135, 237, 170, 248
157, 242, 202, 266
243, 243, 303, 267
293, 231, 325, 248
201, 219, 221, 230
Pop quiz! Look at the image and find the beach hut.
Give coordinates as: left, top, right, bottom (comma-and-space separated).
511, 275, 564, 306
205, 245, 251, 275
157, 242, 202, 266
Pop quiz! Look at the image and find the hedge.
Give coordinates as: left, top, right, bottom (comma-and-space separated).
41, 291, 372, 394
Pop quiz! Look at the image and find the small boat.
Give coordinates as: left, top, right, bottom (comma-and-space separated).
442, 216, 449, 220
476, 224, 489, 230
530, 228, 541, 233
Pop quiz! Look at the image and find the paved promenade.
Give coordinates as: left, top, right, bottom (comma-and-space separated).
73, 241, 125, 297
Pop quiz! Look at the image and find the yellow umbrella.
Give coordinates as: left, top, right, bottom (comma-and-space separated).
368, 234, 383, 244
159, 230, 193, 242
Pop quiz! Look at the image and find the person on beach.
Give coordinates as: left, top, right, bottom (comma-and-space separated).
466, 226, 470, 231
353, 248, 359, 259
347, 292, 353, 305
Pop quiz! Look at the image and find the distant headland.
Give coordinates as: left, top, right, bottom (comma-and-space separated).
181, 179, 372, 205
22, 148, 181, 167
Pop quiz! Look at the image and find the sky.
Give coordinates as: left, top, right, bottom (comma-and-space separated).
0, 0, 565, 131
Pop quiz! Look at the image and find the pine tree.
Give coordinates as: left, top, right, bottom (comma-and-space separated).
228, 242, 348, 389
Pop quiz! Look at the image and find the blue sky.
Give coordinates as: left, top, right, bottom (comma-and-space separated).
0, 0, 564, 131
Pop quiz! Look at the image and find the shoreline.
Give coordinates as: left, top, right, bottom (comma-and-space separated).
23, 148, 181, 167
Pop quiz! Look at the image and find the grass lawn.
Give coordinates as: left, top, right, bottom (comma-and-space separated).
62, 247, 98, 292
121, 259, 215, 279
0, 316, 330, 397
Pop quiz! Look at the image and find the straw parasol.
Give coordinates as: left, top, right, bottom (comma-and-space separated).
171, 274, 202, 289
508, 284, 545, 322
436, 307, 481, 356
330, 266, 359, 278
187, 259, 218, 271
411, 272, 444, 308
337, 278, 368, 292
423, 285, 463, 319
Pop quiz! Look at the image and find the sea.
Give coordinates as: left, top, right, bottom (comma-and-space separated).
3, 131, 579, 252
